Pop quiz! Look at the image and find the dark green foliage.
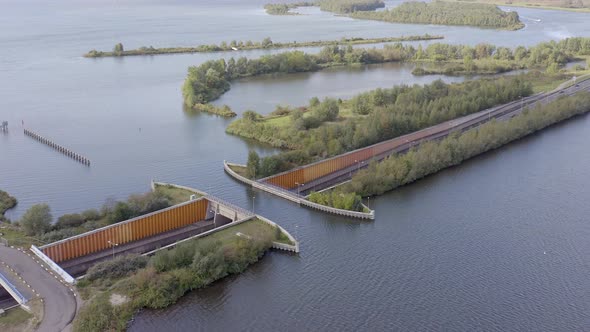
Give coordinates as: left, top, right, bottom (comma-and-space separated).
73, 294, 116, 332
54, 213, 85, 229
20, 204, 52, 236
230, 76, 533, 174
243, 110, 262, 122
345, 93, 590, 196
264, 2, 315, 15
351, 2, 524, 30
308, 191, 363, 211
246, 150, 261, 179
189, 103, 236, 117
0, 190, 17, 222
313, 97, 340, 122
39, 228, 79, 244
86, 254, 149, 282
104, 191, 171, 225
113, 43, 124, 55
318, 0, 385, 13
134, 235, 271, 309
187, 37, 589, 106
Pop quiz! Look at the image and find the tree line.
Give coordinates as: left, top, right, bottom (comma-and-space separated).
350, 1, 524, 30
240, 76, 533, 178
7, 190, 173, 245
342, 92, 590, 197
184, 37, 590, 106
264, 0, 384, 15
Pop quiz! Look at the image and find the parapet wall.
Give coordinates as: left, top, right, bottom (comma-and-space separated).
39, 198, 210, 263
224, 161, 374, 220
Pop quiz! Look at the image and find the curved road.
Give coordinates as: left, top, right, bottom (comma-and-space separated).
0, 245, 77, 332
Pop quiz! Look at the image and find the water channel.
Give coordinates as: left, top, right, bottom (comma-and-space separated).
0, 0, 588, 330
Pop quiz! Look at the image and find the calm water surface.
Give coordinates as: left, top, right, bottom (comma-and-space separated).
0, 0, 588, 330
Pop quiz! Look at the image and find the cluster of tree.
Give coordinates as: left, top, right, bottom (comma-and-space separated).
264, 2, 315, 14
351, 1, 524, 30
264, 0, 384, 15
0, 190, 17, 222
74, 222, 277, 331
343, 92, 590, 197
318, 0, 385, 13
247, 149, 312, 179
233, 76, 533, 176
184, 37, 589, 105
16, 191, 172, 243
187, 103, 236, 117
85, 34, 441, 58
308, 191, 363, 211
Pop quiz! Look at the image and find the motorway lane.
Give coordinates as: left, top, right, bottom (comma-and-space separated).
0, 245, 77, 332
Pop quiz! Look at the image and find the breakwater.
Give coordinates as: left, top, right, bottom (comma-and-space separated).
24, 128, 90, 166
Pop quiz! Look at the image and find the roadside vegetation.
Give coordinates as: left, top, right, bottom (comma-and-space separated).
237, 76, 534, 178
351, 1, 524, 30
73, 218, 290, 332
183, 37, 590, 105
84, 34, 440, 58
343, 92, 590, 196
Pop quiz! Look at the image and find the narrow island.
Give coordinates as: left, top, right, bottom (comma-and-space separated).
183, 37, 589, 107
447, 0, 590, 13
350, 1, 524, 30
84, 34, 442, 58
264, 0, 385, 15
265, 0, 524, 30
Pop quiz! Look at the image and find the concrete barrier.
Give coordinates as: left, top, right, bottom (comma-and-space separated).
30, 245, 76, 284
257, 215, 299, 253
0, 271, 27, 305
224, 161, 375, 220
151, 180, 209, 197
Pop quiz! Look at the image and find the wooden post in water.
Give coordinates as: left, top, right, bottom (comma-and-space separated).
23, 128, 91, 166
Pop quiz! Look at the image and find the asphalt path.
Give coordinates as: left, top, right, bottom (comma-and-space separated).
0, 245, 77, 332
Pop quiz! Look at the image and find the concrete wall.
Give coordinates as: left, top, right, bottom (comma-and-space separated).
225, 161, 374, 220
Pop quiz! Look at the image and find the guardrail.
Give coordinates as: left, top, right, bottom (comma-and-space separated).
30, 245, 75, 284
0, 271, 27, 304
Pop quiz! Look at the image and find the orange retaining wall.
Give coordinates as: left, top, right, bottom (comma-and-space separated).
41, 199, 209, 263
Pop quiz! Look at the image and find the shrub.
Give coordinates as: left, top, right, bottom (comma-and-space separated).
20, 203, 52, 236
86, 254, 149, 282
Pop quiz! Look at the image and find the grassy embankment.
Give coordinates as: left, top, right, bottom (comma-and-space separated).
73, 217, 294, 332
151, 183, 202, 205
84, 35, 443, 58
449, 0, 590, 12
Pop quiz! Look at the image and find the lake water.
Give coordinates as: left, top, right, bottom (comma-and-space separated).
0, 0, 588, 330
